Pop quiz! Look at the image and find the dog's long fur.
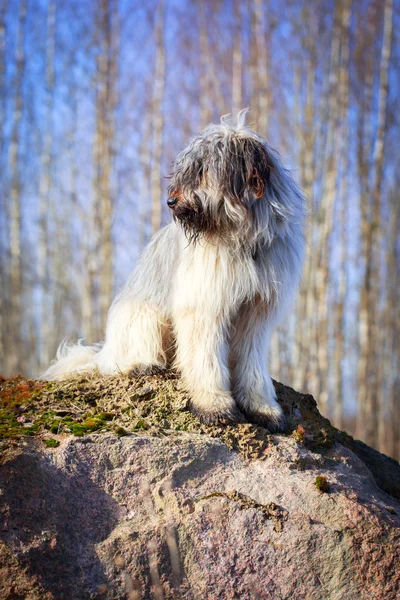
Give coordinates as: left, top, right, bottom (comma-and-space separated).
41, 110, 305, 429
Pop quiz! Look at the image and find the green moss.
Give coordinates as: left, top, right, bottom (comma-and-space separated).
82, 417, 104, 432
23, 424, 40, 435
0, 424, 18, 439
114, 426, 128, 437
0, 409, 14, 421
34, 411, 60, 431
44, 438, 60, 448
132, 418, 149, 431
97, 412, 114, 421
314, 475, 330, 493
70, 424, 86, 437
174, 423, 188, 431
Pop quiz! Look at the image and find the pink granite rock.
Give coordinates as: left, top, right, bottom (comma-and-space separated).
1, 421, 399, 599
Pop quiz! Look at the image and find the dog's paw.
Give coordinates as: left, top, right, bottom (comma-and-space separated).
189, 395, 245, 425
243, 404, 287, 432
235, 376, 286, 432
129, 364, 167, 377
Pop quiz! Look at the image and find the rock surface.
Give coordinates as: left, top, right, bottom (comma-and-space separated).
0, 374, 399, 599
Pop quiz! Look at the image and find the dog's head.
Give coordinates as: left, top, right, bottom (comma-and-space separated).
167, 110, 304, 248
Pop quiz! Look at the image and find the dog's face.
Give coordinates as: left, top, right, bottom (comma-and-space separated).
167, 112, 304, 248
167, 125, 270, 243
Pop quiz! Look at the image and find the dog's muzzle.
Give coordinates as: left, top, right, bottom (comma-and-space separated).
170, 200, 214, 241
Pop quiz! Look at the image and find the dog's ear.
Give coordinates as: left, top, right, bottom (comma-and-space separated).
249, 166, 266, 199
249, 145, 270, 199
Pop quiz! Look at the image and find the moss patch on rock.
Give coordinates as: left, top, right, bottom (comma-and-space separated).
43, 438, 60, 448
314, 475, 330, 493
0, 373, 273, 460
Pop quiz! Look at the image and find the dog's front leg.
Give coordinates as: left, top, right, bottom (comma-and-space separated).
173, 310, 243, 424
230, 303, 286, 432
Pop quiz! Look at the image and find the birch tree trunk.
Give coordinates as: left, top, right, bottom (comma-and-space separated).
311, 2, 342, 417
358, 0, 393, 447
198, 2, 212, 126
356, 1, 376, 442
386, 190, 400, 460
232, 0, 243, 116
139, 105, 153, 249
334, 0, 351, 430
150, 0, 166, 234
0, 0, 7, 372
366, 0, 392, 448
292, 64, 309, 393
67, 80, 92, 342
38, 0, 56, 370
94, 0, 118, 333
7, 0, 27, 375
252, 0, 269, 137
293, 46, 316, 395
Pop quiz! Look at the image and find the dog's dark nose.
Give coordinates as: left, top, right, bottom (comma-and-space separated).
167, 197, 178, 208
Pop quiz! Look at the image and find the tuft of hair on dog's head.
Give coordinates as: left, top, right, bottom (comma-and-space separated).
167, 109, 305, 250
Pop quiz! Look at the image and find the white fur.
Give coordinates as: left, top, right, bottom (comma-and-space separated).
41, 111, 305, 428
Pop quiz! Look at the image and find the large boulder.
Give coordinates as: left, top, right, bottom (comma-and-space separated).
0, 374, 399, 599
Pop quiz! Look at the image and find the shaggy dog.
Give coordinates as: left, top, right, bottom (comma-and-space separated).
41, 111, 305, 430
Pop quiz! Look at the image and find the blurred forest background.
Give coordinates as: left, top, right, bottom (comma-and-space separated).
0, 0, 399, 459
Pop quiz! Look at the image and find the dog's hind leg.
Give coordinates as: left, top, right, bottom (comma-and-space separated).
230, 300, 286, 432
95, 300, 169, 376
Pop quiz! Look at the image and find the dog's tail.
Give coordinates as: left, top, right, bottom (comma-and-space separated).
40, 339, 102, 381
